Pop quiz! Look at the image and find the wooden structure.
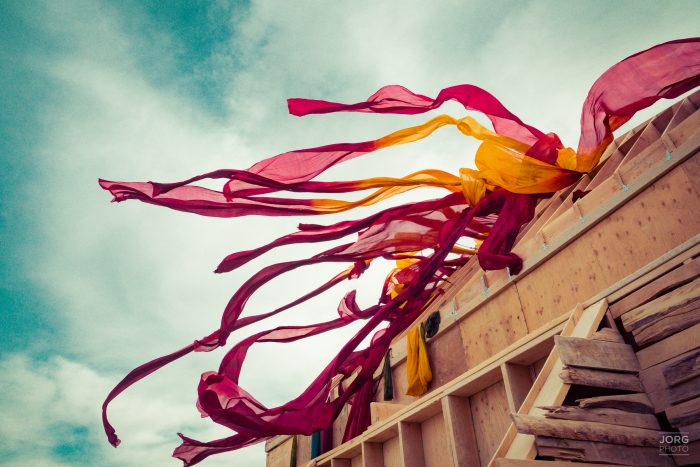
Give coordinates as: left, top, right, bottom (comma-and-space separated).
266, 90, 700, 467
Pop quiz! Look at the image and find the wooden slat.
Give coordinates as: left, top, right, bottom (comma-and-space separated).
675, 439, 700, 466
610, 257, 700, 318
534, 436, 675, 467
634, 307, 700, 347
512, 414, 660, 447
637, 321, 700, 369
663, 348, 700, 387
620, 279, 700, 333
493, 458, 620, 467
555, 336, 639, 373
577, 393, 654, 414
540, 405, 659, 430
590, 327, 624, 343
666, 396, 700, 427
559, 367, 643, 391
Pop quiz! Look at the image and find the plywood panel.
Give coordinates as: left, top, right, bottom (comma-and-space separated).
470, 381, 512, 466
399, 422, 424, 467
427, 324, 467, 387
518, 163, 700, 330
389, 361, 411, 404
332, 404, 350, 449
420, 412, 451, 467
442, 395, 480, 467
382, 436, 401, 467
267, 436, 295, 467
459, 286, 528, 369
350, 455, 362, 467
296, 435, 311, 467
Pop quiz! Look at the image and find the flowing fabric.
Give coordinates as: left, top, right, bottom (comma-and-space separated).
98, 39, 700, 465
405, 324, 433, 397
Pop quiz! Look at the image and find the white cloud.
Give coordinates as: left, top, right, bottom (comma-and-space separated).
6, 0, 700, 465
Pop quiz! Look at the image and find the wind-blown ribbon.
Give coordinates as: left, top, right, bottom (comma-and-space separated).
99, 38, 700, 465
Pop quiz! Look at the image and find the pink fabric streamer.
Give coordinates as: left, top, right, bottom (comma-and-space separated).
99, 38, 700, 465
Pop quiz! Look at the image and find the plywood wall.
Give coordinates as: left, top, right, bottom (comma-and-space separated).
470, 381, 512, 466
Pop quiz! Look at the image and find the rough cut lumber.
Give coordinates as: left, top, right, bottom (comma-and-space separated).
590, 327, 625, 343
641, 355, 700, 412
559, 366, 643, 391
534, 436, 675, 466
679, 420, 700, 442
632, 306, 700, 347
610, 257, 700, 318
369, 402, 406, 425
511, 414, 660, 447
674, 439, 700, 466
620, 279, 700, 335
555, 335, 639, 373
663, 348, 700, 387
637, 321, 700, 369
665, 396, 700, 427
540, 405, 659, 430
576, 393, 654, 414
493, 459, 621, 467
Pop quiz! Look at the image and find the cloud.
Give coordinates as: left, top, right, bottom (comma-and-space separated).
3, 0, 699, 466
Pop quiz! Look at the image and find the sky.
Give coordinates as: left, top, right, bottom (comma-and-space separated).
0, 1, 698, 466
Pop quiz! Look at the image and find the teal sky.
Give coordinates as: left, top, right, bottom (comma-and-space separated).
1, 1, 698, 466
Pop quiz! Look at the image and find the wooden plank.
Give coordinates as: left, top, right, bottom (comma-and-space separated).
370, 402, 406, 425
512, 414, 660, 447
577, 393, 654, 413
501, 363, 533, 413
330, 460, 350, 467
641, 355, 700, 412
632, 306, 700, 348
555, 335, 639, 373
420, 412, 451, 467
621, 279, 700, 333
534, 436, 675, 466
678, 420, 700, 442
267, 436, 296, 467
637, 321, 700, 369
663, 348, 700, 387
498, 300, 608, 462
666, 396, 700, 427
674, 439, 700, 466
610, 257, 700, 318
398, 422, 424, 467
361, 443, 382, 467
442, 395, 480, 467
559, 367, 643, 391
493, 459, 622, 467
541, 405, 659, 430
590, 327, 625, 343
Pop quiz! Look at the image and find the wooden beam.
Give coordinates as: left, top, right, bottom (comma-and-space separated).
493, 458, 620, 467
620, 279, 700, 334
637, 321, 700, 369
555, 336, 639, 373
610, 257, 700, 318
541, 405, 659, 430
663, 348, 700, 387
559, 367, 643, 391
666, 396, 700, 427
633, 306, 700, 348
577, 393, 654, 414
511, 414, 660, 447
534, 436, 675, 466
